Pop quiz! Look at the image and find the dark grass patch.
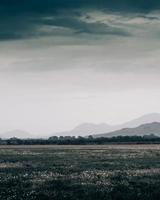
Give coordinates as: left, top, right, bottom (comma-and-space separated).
0, 145, 160, 200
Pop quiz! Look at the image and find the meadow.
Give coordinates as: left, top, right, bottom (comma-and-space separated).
0, 145, 160, 200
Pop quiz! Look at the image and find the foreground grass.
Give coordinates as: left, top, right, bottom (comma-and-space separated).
0, 145, 160, 200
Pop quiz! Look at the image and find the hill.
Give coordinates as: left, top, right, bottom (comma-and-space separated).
0, 129, 32, 139
93, 122, 160, 138
51, 113, 160, 137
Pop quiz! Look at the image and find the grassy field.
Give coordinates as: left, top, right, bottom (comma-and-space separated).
0, 145, 160, 200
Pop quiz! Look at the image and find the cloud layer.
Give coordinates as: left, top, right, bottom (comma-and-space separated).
0, 0, 160, 41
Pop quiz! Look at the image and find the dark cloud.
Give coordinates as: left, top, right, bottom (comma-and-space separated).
0, 0, 159, 41
1, 0, 160, 12
40, 16, 130, 36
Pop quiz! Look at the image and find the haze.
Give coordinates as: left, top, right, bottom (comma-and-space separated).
0, 1, 160, 136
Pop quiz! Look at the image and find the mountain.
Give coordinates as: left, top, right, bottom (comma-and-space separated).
70, 123, 113, 136
1, 113, 160, 139
0, 130, 32, 139
121, 113, 160, 128
53, 123, 113, 137
51, 113, 160, 137
93, 122, 160, 138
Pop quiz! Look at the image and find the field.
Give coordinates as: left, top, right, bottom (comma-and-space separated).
0, 145, 160, 200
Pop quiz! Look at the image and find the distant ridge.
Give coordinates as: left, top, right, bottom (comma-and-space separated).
121, 113, 160, 128
0, 129, 32, 139
93, 122, 160, 138
51, 113, 160, 137
1, 113, 160, 138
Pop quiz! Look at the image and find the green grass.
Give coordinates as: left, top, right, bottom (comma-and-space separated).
0, 145, 160, 200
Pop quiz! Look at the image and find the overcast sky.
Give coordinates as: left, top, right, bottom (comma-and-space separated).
0, 0, 160, 136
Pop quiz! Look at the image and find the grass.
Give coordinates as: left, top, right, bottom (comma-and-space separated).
0, 145, 160, 200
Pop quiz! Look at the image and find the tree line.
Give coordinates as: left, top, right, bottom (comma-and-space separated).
0, 134, 160, 145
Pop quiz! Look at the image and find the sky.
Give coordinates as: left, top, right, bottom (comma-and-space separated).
0, 0, 160, 136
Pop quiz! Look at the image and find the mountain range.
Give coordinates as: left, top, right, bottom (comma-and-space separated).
52, 113, 160, 137
93, 122, 160, 138
1, 113, 160, 138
